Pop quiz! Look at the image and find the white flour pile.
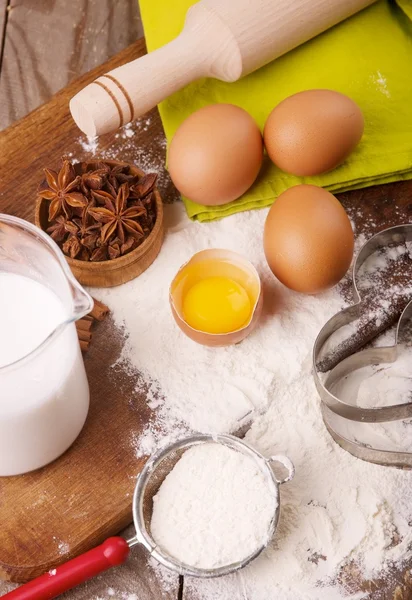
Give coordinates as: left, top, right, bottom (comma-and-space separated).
96, 203, 412, 599
150, 443, 275, 569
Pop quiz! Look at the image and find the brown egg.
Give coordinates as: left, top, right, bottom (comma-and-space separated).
168, 104, 263, 206
264, 185, 354, 294
263, 90, 364, 176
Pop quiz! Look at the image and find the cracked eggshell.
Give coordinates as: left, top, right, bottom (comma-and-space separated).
170, 249, 262, 347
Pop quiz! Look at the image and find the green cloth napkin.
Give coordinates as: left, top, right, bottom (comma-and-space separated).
140, 0, 412, 222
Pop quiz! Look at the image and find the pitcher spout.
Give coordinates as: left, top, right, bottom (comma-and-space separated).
70, 279, 94, 321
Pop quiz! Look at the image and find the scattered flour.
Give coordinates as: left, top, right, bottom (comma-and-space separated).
370, 70, 391, 98
150, 443, 276, 569
75, 119, 172, 199
329, 344, 412, 454
58, 541, 70, 554
52, 536, 70, 556
79, 136, 99, 154
317, 240, 412, 371
333, 345, 412, 410
357, 243, 411, 291
148, 557, 179, 593
318, 320, 359, 359
95, 203, 412, 598
98, 595, 137, 600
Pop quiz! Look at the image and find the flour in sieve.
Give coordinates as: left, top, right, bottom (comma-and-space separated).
95, 203, 412, 599
150, 443, 276, 569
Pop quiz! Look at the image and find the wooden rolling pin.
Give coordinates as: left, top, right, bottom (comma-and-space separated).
70, 0, 376, 137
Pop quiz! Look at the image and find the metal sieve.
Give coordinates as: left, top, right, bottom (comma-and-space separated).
5, 433, 294, 600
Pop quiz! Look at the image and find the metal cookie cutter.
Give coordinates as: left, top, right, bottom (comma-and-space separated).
313, 224, 412, 468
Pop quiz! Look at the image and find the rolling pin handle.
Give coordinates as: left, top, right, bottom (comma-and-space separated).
70, 29, 207, 138
69, 2, 243, 137
3, 537, 130, 600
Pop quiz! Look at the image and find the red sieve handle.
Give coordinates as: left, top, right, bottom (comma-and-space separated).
4, 537, 130, 600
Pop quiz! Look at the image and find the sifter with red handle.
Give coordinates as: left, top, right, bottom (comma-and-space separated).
4, 433, 294, 600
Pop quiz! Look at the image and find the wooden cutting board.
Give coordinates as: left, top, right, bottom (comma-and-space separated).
0, 39, 178, 584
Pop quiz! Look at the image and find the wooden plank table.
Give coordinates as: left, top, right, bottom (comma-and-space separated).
0, 0, 143, 129
1, 3, 412, 599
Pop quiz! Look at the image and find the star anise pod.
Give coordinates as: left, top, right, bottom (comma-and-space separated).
81, 232, 100, 251
90, 246, 108, 262
108, 235, 136, 258
46, 215, 68, 243
129, 173, 158, 200
108, 242, 121, 260
78, 247, 91, 261
62, 235, 82, 259
73, 208, 101, 240
90, 189, 114, 206
89, 183, 146, 245
95, 161, 131, 193
38, 160, 87, 221
121, 236, 137, 255
105, 179, 118, 198
80, 168, 108, 194
41, 160, 158, 262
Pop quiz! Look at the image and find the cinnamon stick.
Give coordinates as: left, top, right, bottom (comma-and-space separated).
77, 329, 92, 343
77, 297, 110, 352
90, 298, 109, 321
80, 340, 90, 352
76, 319, 93, 332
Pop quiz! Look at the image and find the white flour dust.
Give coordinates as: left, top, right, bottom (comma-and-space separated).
370, 70, 391, 98
317, 240, 412, 372
329, 344, 412, 454
150, 443, 276, 569
75, 120, 170, 197
95, 203, 412, 599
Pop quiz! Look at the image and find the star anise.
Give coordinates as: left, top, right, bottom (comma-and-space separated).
38, 160, 87, 221
62, 235, 82, 259
129, 173, 157, 200
80, 168, 108, 194
89, 183, 146, 245
108, 241, 121, 260
90, 246, 108, 262
46, 215, 68, 243
69, 207, 101, 242
92, 161, 131, 193
40, 160, 158, 262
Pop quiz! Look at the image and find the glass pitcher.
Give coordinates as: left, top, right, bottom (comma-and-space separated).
0, 214, 93, 476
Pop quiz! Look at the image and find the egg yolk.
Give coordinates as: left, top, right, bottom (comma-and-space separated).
182, 277, 251, 334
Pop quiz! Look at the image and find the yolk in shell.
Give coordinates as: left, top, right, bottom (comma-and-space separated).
182, 276, 251, 334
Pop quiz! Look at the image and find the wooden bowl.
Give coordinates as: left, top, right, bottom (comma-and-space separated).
35, 160, 164, 287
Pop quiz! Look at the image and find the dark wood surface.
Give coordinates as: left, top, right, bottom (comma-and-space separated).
1, 3, 412, 598
0, 2, 7, 62
0, 0, 143, 130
